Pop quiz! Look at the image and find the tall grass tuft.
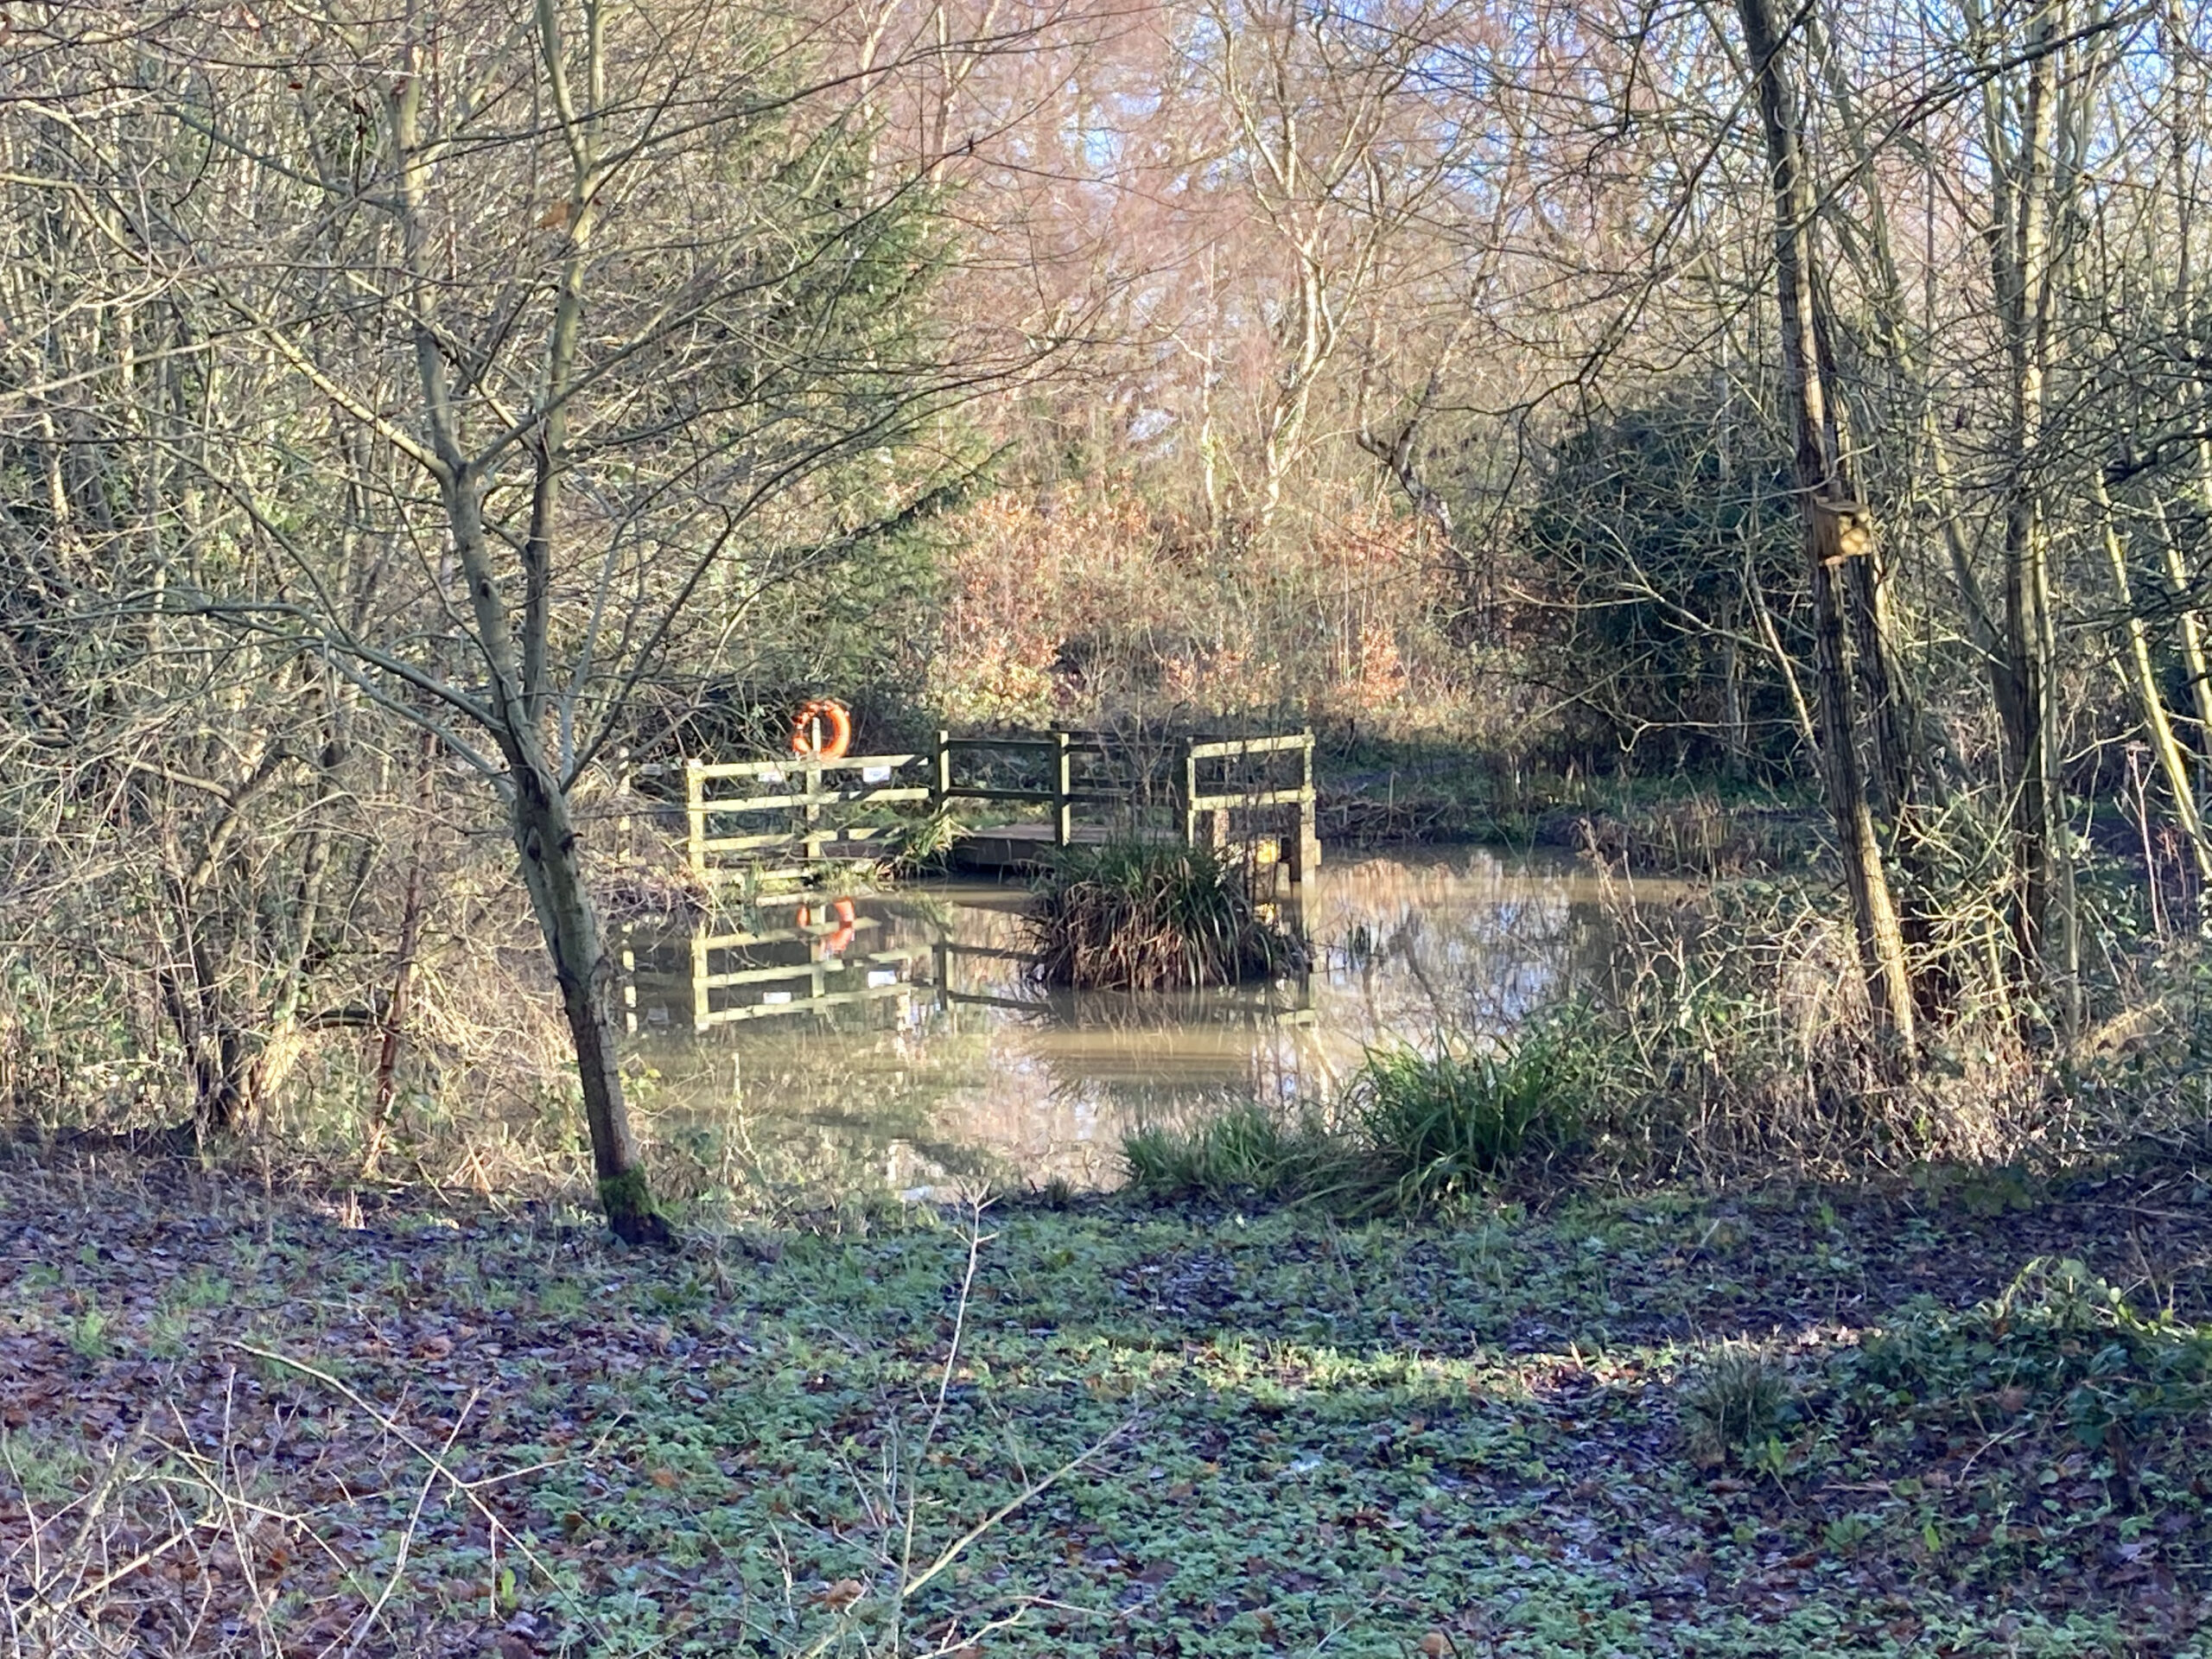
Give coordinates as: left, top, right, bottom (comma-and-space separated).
1123, 1025, 1584, 1209
1122, 1103, 1343, 1202
1025, 841, 1303, 989
1350, 1033, 1574, 1207
1679, 1341, 1794, 1465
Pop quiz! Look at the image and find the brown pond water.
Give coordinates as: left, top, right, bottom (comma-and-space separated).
622, 849, 1690, 1197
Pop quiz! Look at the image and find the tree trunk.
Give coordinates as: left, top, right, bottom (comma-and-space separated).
510, 750, 669, 1246
392, 25, 667, 1246
365, 747, 435, 1179
2164, 9, 2212, 782
1987, 0, 2079, 1034
1735, 0, 1917, 1054
2095, 468, 2212, 886
2154, 500, 2212, 782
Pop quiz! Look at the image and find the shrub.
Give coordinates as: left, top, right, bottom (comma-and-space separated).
1025, 842, 1303, 989
1351, 1034, 1573, 1206
1840, 1259, 2212, 1457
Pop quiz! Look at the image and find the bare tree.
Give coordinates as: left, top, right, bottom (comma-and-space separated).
1732, 0, 1920, 1051
0, 0, 1048, 1236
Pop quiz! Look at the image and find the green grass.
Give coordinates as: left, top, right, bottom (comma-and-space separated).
1122, 1103, 1344, 1202
1125, 1030, 1582, 1210
1351, 1038, 1573, 1206
1024, 840, 1302, 989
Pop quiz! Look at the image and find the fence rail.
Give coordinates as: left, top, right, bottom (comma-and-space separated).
681, 728, 1318, 885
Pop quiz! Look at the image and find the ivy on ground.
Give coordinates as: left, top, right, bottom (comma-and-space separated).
1, 1153, 2209, 1656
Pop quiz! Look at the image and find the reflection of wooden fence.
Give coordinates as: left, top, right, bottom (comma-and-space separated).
685, 912, 927, 1031
620, 891, 1316, 1033
931, 938, 1318, 1026
931, 940, 1046, 1014
681, 728, 1318, 884
618, 903, 930, 1033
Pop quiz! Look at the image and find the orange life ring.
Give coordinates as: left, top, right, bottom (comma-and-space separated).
789, 697, 852, 760
798, 897, 857, 956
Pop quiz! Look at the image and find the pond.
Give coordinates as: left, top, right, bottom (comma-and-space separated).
621, 848, 1685, 1198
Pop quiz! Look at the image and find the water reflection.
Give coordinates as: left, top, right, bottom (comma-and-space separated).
622, 849, 1663, 1195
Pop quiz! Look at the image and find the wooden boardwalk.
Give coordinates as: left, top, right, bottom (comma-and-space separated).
680, 728, 1320, 887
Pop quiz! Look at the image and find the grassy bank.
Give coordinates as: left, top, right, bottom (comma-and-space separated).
1123, 1038, 1577, 1211
1312, 736, 1823, 874
4, 1148, 2211, 1656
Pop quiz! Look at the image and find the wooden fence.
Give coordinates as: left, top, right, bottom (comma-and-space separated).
680, 728, 1318, 884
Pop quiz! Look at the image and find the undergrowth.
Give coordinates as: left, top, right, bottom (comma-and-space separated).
1350, 1039, 1576, 1205
1834, 1256, 2212, 1492
1123, 1027, 1583, 1210
1024, 841, 1303, 989
7, 1156, 2212, 1655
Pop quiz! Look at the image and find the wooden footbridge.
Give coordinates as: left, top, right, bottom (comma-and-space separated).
618, 727, 1319, 1033
679, 728, 1320, 887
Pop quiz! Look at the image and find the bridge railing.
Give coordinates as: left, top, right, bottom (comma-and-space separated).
684, 752, 931, 875
1182, 734, 1319, 883
680, 728, 1317, 881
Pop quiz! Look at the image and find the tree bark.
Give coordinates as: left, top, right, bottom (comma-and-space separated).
1986, 0, 2079, 1033
2152, 499, 2212, 778
1735, 0, 1918, 1053
510, 748, 668, 1245
2094, 469, 2212, 886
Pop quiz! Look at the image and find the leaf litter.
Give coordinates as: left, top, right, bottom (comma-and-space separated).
2, 1146, 2210, 1656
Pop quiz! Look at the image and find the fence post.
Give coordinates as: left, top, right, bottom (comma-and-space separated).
620, 925, 638, 1036
690, 931, 710, 1033
1181, 741, 1198, 847
1294, 731, 1319, 886
685, 759, 707, 879
1055, 731, 1073, 847
804, 760, 823, 862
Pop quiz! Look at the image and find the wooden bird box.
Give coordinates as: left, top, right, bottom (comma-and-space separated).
1815, 499, 1874, 566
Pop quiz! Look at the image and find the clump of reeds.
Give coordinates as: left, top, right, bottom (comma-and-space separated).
1679, 1341, 1795, 1465
1122, 1028, 1580, 1210
1350, 1036, 1575, 1206
1024, 842, 1303, 989
1122, 1103, 1344, 1203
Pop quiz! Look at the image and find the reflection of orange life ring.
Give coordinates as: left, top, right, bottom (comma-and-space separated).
798, 897, 857, 956
790, 697, 852, 760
